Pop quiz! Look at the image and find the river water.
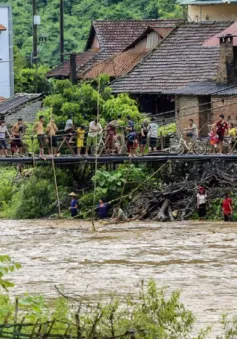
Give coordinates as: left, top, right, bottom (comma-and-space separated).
1, 220, 237, 337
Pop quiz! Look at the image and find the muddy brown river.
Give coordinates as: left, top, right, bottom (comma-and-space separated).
1, 220, 237, 337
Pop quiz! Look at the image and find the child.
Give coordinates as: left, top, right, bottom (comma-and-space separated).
197, 186, 207, 221
228, 123, 237, 153
76, 125, 85, 156
209, 126, 219, 154
127, 131, 137, 157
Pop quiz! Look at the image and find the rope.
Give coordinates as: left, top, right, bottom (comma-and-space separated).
48, 110, 61, 216
87, 161, 169, 220
91, 71, 102, 231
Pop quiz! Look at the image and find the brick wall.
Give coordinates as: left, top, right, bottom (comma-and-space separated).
175, 96, 199, 135
211, 96, 237, 124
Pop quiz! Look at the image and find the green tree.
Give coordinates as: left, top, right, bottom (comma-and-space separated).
0, 0, 183, 66
0, 255, 21, 291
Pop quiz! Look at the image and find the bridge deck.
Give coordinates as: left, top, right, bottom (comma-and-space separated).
0, 153, 237, 165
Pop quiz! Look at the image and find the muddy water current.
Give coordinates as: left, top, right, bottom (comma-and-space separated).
1, 220, 237, 337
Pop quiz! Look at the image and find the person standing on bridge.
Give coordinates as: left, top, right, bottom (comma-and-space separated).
46, 118, 58, 156
140, 120, 149, 155
76, 125, 85, 157
0, 120, 11, 157
197, 186, 207, 221
115, 115, 126, 154
11, 118, 25, 157
216, 115, 228, 154
148, 117, 158, 152
85, 119, 102, 156
33, 115, 46, 160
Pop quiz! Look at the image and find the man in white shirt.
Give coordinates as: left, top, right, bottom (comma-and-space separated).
148, 118, 158, 152
64, 115, 73, 132
0, 120, 11, 157
85, 119, 102, 156
184, 119, 198, 140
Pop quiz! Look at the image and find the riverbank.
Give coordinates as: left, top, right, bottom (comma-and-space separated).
2, 219, 237, 338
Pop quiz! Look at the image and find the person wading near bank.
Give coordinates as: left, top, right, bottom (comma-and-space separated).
69, 192, 78, 218
85, 119, 102, 156
33, 115, 46, 160
46, 118, 58, 156
216, 115, 228, 154
197, 186, 207, 220
222, 193, 233, 222
148, 117, 158, 152
11, 118, 25, 156
96, 199, 110, 219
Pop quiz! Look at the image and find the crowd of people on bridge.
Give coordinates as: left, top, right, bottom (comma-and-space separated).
185, 114, 236, 154
0, 113, 236, 158
0, 115, 159, 159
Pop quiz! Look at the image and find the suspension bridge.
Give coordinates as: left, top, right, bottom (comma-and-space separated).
1, 153, 237, 165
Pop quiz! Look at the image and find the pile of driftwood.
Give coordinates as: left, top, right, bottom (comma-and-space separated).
128, 161, 237, 221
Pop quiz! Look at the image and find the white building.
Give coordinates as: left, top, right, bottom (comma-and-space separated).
0, 4, 14, 99
177, 0, 237, 22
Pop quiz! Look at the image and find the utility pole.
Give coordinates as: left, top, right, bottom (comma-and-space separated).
70, 53, 77, 85
32, 0, 38, 65
60, 0, 64, 63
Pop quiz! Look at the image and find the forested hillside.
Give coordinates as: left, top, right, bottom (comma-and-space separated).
0, 0, 182, 67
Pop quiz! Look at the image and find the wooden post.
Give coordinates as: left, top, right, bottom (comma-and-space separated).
160, 132, 164, 150
70, 53, 77, 85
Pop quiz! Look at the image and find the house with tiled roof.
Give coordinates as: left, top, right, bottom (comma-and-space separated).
81, 25, 176, 80
47, 19, 180, 80
178, 0, 237, 22
111, 21, 237, 135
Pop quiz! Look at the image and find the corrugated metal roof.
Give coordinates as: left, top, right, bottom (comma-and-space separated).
82, 50, 148, 79
0, 93, 43, 114
203, 21, 237, 46
164, 81, 237, 95
0, 24, 6, 31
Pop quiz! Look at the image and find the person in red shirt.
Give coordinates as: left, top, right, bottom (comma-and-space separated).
222, 193, 233, 222
216, 115, 228, 154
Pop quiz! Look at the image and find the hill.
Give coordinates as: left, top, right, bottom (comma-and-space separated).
0, 0, 182, 67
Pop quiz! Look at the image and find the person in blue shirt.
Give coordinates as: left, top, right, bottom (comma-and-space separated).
96, 199, 110, 219
126, 115, 134, 132
69, 192, 78, 217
